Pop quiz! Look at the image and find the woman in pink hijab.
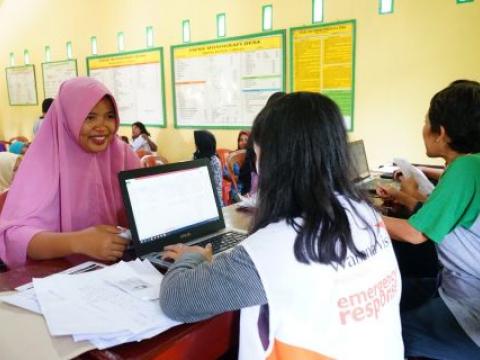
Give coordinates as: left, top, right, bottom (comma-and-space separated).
0, 77, 140, 269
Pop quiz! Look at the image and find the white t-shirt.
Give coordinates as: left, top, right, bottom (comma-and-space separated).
131, 136, 151, 152
240, 197, 404, 360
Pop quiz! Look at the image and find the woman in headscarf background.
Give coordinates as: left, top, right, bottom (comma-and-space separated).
0, 77, 140, 269
193, 130, 223, 206
0, 152, 21, 192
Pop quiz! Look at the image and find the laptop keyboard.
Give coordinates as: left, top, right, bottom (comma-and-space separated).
194, 232, 247, 254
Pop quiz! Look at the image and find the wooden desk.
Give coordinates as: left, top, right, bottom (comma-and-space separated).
0, 205, 252, 360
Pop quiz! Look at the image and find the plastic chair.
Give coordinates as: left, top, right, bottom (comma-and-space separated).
9, 136, 29, 144
136, 149, 151, 159
217, 148, 233, 205
141, 155, 164, 168
227, 150, 246, 192
216, 148, 232, 170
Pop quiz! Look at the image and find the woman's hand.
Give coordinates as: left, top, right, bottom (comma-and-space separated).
376, 184, 400, 200
376, 184, 419, 212
399, 176, 419, 196
73, 225, 129, 262
162, 243, 213, 263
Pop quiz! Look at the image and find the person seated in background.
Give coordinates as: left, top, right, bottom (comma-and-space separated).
160, 92, 403, 359
120, 135, 130, 144
131, 121, 158, 153
234, 92, 286, 202
33, 98, 54, 136
223, 131, 250, 203
193, 130, 223, 206
381, 81, 480, 359
0, 77, 140, 269
237, 130, 249, 150
237, 137, 258, 197
0, 152, 22, 192
380, 80, 480, 214
380, 79, 480, 212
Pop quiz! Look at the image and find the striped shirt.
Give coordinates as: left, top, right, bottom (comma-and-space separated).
160, 246, 267, 322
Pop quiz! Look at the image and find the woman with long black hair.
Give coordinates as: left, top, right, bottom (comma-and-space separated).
160, 92, 403, 359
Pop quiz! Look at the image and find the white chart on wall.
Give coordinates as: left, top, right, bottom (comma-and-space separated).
87, 48, 166, 127
42, 60, 78, 98
6, 65, 38, 105
172, 31, 285, 128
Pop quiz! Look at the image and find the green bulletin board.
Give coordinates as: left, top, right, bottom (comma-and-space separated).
5, 64, 38, 106
86, 48, 167, 127
171, 30, 286, 129
41, 59, 78, 98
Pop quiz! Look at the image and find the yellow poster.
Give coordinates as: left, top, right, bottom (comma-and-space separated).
291, 21, 355, 129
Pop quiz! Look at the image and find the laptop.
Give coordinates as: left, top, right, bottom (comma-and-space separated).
349, 140, 396, 192
119, 159, 247, 268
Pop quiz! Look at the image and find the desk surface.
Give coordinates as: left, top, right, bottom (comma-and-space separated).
0, 205, 252, 360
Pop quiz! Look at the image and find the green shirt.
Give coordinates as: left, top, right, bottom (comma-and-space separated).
409, 153, 480, 242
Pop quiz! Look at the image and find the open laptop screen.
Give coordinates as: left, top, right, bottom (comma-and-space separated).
119, 159, 225, 256
125, 164, 219, 244
349, 140, 370, 181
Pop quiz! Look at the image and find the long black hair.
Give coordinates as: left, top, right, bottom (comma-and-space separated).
250, 92, 373, 266
132, 121, 150, 137
428, 80, 480, 154
193, 130, 217, 159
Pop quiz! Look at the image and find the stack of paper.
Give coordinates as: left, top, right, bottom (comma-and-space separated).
0, 260, 181, 350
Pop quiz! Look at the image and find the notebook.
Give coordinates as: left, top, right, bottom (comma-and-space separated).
349, 140, 396, 191
119, 159, 247, 268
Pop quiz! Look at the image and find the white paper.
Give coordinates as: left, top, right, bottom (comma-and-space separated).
0, 288, 41, 314
173, 41, 283, 127
102, 260, 162, 301
373, 164, 399, 175
15, 261, 106, 292
394, 158, 435, 195
32, 260, 181, 347
33, 275, 127, 336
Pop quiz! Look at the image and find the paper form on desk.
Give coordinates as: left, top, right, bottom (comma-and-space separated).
0, 261, 106, 314
394, 158, 435, 195
15, 261, 106, 292
31, 259, 181, 349
102, 259, 161, 301
0, 288, 41, 313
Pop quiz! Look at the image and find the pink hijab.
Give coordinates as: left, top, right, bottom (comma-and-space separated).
0, 77, 140, 268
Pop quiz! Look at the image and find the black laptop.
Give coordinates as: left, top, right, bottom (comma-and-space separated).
119, 159, 247, 268
349, 140, 396, 192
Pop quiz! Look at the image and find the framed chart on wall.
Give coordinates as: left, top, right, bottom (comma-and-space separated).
290, 20, 356, 131
5, 65, 38, 106
41, 59, 78, 98
171, 30, 286, 129
86, 47, 166, 127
